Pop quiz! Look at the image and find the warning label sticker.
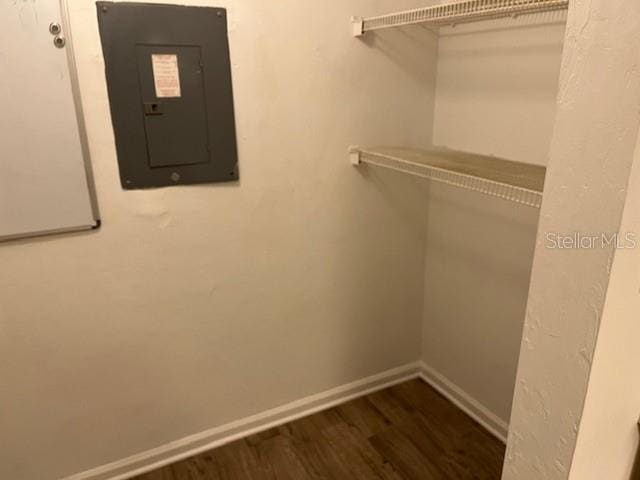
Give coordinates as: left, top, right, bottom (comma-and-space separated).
152, 54, 181, 98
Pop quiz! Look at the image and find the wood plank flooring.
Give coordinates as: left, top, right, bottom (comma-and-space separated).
134, 379, 505, 480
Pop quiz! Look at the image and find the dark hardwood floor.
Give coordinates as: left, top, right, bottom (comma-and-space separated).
134, 379, 505, 480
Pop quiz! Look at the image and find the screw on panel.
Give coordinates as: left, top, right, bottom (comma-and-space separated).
171, 172, 181, 182
53, 36, 66, 48
102, 5, 108, 13
49, 22, 61, 35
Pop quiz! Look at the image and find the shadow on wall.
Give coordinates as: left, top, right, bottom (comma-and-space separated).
357, 25, 438, 83
357, 164, 432, 242
632, 424, 640, 480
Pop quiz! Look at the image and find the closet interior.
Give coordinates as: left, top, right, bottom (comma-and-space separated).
2, 0, 593, 478
350, 0, 567, 441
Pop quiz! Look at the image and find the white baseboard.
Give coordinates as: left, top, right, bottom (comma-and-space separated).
418, 362, 509, 444
63, 361, 509, 480
62, 362, 422, 480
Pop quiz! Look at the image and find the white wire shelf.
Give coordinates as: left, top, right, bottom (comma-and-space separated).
350, 146, 546, 208
352, 0, 569, 36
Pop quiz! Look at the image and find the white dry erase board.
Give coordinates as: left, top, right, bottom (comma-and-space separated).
0, 0, 100, 242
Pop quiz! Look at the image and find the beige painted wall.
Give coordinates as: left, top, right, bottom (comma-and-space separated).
422, 186, 540, 426
504, 0, 640, 478
568, 129, 640, 480
433, 14, 567, 166
0, 1, 438, 479
422, 14, 565, 426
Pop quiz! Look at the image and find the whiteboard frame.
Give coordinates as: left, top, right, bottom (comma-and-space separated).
0, 0, 101, 243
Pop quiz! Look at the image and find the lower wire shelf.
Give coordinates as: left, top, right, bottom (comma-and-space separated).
350, 146, 546, 208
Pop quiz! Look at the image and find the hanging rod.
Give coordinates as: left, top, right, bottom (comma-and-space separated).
352, 0, 569, 36
350, 146, 546, 208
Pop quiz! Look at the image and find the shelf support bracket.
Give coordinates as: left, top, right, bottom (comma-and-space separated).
351, 17, 364, 37
349, 146, 362, 165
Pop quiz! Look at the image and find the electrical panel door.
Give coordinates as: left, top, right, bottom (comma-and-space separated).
97, 2, 239, 189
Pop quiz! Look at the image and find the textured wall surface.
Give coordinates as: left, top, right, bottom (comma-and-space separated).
0, 1, 438, 479
503, 1, 640, 478
423, 13, 565, 426
569, 129, 640, 480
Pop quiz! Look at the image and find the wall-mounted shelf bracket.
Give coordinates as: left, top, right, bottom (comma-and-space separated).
351, 17, 364, 37
349, 146, 362, 165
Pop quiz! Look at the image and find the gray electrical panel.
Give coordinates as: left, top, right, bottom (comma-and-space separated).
97, 2, 238, 189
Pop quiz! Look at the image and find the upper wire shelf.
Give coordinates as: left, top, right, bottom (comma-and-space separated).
350, 146, 546, 208
352, 0, 569, 36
